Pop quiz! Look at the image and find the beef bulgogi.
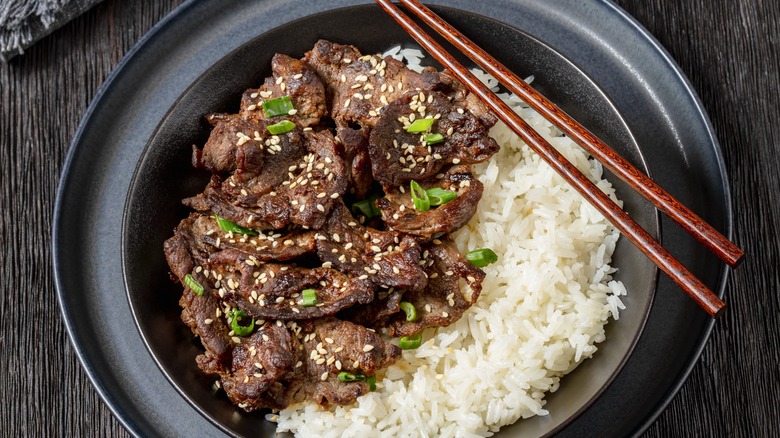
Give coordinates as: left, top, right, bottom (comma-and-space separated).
164, 40, 499, 412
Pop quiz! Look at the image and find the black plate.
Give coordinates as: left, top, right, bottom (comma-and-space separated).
53, 1, 731, 437
122, 5, 656, 437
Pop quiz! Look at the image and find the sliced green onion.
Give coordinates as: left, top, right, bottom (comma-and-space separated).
465, 248, 498, 268
352, 198, 381, 219
426, 187, 457, 206
367, 374, 377, 391
424, 133, 445, 144
229, 309, 255, 336
184, 274, 204, 296
300, 288, 317, 307
399, 333, 422, 350
406, 117, 435, 133
410, 180, 430, 212
267, 120, 295, 135
337, 371, 365, 382
399, 301, 418, 322
262, 96, 294, 118
215, 215, 258, 236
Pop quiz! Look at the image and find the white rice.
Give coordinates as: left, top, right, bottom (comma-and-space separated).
272, 48, 626, 437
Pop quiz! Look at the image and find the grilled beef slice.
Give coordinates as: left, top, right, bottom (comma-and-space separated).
304, 39, 445, 129
377, 165, 483, 240
186, 129, 348, 231
385, 238, 485, 337
316, 199, 428, 291
240, 53, 328, 128
368, 90, 499, 187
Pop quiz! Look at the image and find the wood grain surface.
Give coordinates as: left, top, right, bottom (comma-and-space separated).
1, 0, 777, 436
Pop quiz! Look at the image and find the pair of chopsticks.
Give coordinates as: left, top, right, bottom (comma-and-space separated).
375, 0, 744, 318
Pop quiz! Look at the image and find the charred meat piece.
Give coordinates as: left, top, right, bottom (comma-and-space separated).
164, 233, 233, 364
216, 322, 298, 411
204, 249, 374, 321
378, 165, 483, 240
174, 213, 317, 262
316, 200, 428, 291
337, 127, 374, 199
368, 90, 499, 187
196, 114, 271, 175
185, 129, 348, 231
385, 239, 485, 337
240, 53, 328, 127
289, 317, 401, 406
194, 114, 308, 191
304, 39, 444, 129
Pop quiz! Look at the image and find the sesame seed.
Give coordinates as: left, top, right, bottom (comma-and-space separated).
321, 372, 329, 381
232, 337, 241, 343
363, 344, 375, 352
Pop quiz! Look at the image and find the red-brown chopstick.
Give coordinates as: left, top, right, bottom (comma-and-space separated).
374, 0, 727, 318
397, 0, 743, 268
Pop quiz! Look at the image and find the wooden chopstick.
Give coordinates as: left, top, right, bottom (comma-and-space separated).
396, 0, 743, 268
375, 0, 727, 318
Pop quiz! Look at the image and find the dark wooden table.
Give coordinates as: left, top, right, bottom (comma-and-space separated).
2, 0, 778, 436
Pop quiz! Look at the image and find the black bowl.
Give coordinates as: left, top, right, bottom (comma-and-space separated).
123, 5, 656, 437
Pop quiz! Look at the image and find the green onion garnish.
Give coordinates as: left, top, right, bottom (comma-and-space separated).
184, 274, 204, 296
337, 371, 365, 382
406, 117, 435, 133
367, 374, 377, 391
352, 198, 381, 219
267, 120, 295, 135
399, 333, 422, 350
262, 96, 294, 118
300, 288, 317, 307
215, 215, 258, 236
410, 180, 430, 212
426, 187, 457, 206
424, 133, 445, 144
399, 301, 418, 322
229, 309, 255, 336
465, 248, 498, 268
